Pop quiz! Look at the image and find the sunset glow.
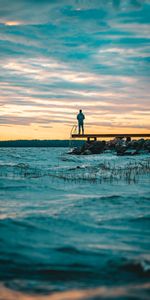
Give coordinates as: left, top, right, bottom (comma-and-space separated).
0, 0, 150, 140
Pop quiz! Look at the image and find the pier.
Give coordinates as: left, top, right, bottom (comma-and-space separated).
71, 133, 150, 141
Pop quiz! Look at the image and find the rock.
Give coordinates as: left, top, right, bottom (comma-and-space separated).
68, 138, 150, 155
80, 142, 91, 153
126, 136, 131, 142
143, 140, 150, 151
82, 149, 92, 155
120, 150, 139, 156
115, 144, 128, 155
106, 138, 118, 150
128, 139, 144, 150
88, 141, 106, 154
136, 138, 145, 149
116, 148, 127, 155
68, 147, 82, 155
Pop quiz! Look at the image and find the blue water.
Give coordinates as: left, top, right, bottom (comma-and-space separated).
0, 147, 150, 299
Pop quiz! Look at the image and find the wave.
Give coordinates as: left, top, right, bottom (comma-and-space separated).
0, 185, 27, 191
0, 148, 150, 298
0, 157, 150, 184
120, 260, 150, 277
56, 246, 81, 254
0, 282, 150, 300
129, 215, 150, 222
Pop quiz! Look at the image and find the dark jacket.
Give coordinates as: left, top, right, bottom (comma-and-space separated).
77, 112, 85, 124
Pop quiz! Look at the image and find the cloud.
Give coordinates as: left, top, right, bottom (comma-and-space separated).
0, 0, 150, 136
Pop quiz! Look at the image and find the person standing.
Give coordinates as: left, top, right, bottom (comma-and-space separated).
77, 109, 85, 134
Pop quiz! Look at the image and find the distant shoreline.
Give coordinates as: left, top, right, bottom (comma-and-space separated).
0, 139, 84, 147
69, 138, 150, 156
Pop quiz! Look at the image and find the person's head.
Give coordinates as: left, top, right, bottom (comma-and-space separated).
79, 109, 82, 113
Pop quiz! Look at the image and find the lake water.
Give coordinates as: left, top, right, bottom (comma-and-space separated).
0, 147, 150, 299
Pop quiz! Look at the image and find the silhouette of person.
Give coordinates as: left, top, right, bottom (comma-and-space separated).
77, 109, 85, 134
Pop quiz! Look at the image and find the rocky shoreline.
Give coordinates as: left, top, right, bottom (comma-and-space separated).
69, 138, 150, 155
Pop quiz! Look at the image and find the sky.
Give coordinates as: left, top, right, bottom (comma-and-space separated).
0, 0, 150, 140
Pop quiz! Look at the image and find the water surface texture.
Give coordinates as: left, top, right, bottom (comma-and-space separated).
0, 148, 150, 299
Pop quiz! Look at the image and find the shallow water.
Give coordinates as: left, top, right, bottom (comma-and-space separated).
0, 147, 150, 299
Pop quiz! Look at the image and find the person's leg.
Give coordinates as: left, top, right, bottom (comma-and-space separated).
82, 124, 84, 134
78, 123, 81, 134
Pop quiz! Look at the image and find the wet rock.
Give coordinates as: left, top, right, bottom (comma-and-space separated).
129, 140, 138, 148
106, 138, 118, 150
82, 149, 92, 155
115, 140, 129, 155
129, 139, 145, 150
80, 142, 90, 153
69, 139, 150, 155
126, 136, 131, 142
136, 139, 145, 150
68, 147, 82, 155
116, 146, 128, 156
118, 150, 139, 156
69, 141, 106, 155
143, 140, 150, 151
88, 141, 106, 154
